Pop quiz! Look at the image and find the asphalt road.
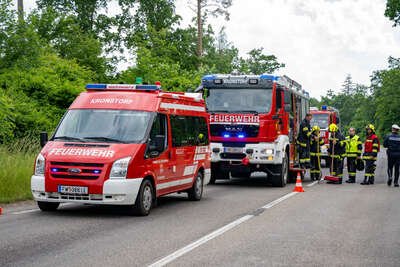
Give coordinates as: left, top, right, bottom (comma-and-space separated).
1, 149, 399, 267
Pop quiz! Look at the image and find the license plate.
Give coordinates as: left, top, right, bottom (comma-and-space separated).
58, 185, 88, 194
224, 147, 243, 153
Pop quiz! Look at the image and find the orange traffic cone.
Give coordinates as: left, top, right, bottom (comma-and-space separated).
293, 172, 305, 192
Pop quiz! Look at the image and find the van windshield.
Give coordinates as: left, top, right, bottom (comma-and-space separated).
53, 109, 152, 143
311, 113, 329, 129
206, 88, 272, 113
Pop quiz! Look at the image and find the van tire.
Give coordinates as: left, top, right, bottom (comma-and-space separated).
271, 154, 289, 187
132, 179, 153, 216
37, 201, 60, 211
188, 172, 203, 201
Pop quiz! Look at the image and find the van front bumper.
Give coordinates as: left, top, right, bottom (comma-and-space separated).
31, 175, 143, 205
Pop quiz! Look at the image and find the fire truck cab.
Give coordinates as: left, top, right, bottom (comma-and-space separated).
199, 74, 310, 187
310, 105, 340, 163
31, 83, 210, 216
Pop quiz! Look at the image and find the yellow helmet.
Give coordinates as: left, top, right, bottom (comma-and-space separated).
366, 124, 375, 132
312, 125, 320, 132
329, 123, 338, 132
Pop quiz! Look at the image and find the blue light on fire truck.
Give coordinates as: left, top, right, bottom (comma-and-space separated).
238, 134, 245, 138
223, 133, 230, 138
260, 74, 279, 81
321, 105, 327, 110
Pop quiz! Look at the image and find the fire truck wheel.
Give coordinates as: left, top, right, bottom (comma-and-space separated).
188, 171, 204, 201
132, 179, 153, 216
271, 155, 289, 187
231, 171, 251, 178
37, 201, 60, 211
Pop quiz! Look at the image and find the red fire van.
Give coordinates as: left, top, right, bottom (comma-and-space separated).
31, 83, 210, 215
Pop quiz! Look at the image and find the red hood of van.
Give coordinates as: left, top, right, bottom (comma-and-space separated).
41, 141, 142, 163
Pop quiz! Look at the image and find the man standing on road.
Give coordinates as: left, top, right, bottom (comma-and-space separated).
383, 124, 400, 187
327, 123, 346, 184
310, 125, 324, 181
297, 113, 312, 169
345, 128, 363, 183
361, 124, 380, 185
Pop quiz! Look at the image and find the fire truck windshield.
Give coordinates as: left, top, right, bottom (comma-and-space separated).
206, 88, 272, 113
53, 109, 152, 143
311, 113, 329, 129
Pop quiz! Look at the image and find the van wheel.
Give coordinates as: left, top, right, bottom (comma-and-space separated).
188, 172, 203, 201
132, 179, 153, 216
271, 154, 289, 187
37, 201, 59, 211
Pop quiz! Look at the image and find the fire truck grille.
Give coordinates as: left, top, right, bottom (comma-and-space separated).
49, 162, 104, 180
220, 153, 247, 159
210, 124, 259, 137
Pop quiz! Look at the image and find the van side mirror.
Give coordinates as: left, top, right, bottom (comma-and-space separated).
336, 117, 340, 124
40, 132, 48, 147
149, 135, 165, 154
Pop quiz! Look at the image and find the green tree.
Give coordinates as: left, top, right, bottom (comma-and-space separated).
238, 48, 285, 74
385, 0, 400, 26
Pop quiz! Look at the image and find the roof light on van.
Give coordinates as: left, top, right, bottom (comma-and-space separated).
85, 84, 161, 91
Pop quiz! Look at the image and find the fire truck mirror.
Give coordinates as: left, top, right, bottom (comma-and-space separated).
336, 117, 340, 124
40, 132, 48, 147
284, 103, 291, 112
284, 91, 291, 104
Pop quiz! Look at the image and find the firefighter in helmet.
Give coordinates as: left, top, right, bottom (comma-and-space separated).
297, 113, 312, 168
310, 125, 324, 181
327, 123, 346, 184
361, 124, 380, 185
344, 127, 363, 183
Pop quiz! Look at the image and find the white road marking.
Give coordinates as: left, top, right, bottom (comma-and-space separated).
307, 181, 319, 187
261, 192, 298, 209
148, 215, 254, 267
148, 191, 299, 267
11, 209, 39, 215
10, 203, 74, 215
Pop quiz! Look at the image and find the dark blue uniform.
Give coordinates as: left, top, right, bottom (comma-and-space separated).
383, 132, 400, 186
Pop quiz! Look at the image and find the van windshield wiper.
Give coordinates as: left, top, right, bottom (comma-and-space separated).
53, 136, 85, 142
84, 136, 124, 143
210, 110, 230, 114
234, 110, 259, 114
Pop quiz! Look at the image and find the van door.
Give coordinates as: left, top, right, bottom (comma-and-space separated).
146, 113, 176, 195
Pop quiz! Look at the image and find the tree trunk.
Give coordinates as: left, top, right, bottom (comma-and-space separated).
18, 0, 24, 22
196, 0, 203, 58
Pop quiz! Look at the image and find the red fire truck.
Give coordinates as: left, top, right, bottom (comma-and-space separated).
310, 105, 340, 163
198, 74, 310, 187
31, 83, 210, 216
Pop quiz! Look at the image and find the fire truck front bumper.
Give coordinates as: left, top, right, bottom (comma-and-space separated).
31, 175, 143, 205
210, 142, 284, 165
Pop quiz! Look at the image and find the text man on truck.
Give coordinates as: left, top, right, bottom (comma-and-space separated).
31, 83, 210, 216
198, 74, 310, 187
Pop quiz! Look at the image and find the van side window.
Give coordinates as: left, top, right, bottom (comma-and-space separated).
171, 115, 209, 147
148, 113, 167, 153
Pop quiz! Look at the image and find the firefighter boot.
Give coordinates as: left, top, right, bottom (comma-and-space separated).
360, 177, 369, 185
346, 177, 355, 183
394, 177, 399, 187
368, 176, 374, 185
387, 178, 392, 186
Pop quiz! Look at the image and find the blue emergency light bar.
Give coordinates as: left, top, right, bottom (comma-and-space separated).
85, 84, 161, 90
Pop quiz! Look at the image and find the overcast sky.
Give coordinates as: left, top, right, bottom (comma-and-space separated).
176, 0, 400, 98
23, 0, 400, 98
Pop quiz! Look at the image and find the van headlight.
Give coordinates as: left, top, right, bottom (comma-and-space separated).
261, 149, 274, 155
109, 157, 131, 179
34, 153, 45, 176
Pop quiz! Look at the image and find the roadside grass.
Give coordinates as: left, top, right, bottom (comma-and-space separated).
0, 138, 40, 203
